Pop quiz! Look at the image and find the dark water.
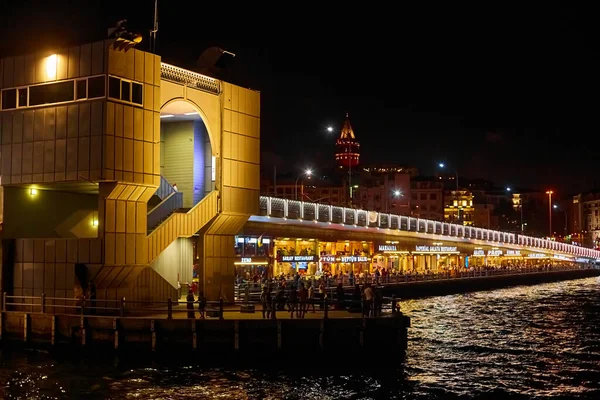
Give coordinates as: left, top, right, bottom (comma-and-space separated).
1, 277, 600, 399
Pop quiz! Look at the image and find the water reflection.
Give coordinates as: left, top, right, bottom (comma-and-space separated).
1, 277, 599, 399
403, 277, 600, 399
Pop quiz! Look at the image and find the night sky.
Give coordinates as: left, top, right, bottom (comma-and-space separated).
1, 1, 597, 196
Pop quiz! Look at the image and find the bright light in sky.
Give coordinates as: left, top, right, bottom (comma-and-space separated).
327, 126, 333, 132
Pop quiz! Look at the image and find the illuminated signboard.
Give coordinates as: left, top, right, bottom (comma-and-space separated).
505, 250, 521, 256
320, 255, 336, 263
415, 245, 458, 253
527, 253, 546, 258
473, 249, 485, 256
378, 244, 398, 252
281, 255, 316, 262
340, 256, 369, 263
487, 249, 503, 257
234, 257, 269, 265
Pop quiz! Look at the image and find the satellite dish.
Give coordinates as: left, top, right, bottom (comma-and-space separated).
196, 47, 236, 77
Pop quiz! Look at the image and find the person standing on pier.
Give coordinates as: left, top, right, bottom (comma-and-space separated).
363, 284, 374, 317
197, 292, 206, 319
288, 284, 298, 318
186, 288, 195, 319
297, 283, 308, 318
260, 285, 271, 319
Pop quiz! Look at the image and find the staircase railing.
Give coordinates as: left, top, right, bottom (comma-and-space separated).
147, 191, 219, 263
154, 176, 176, 200
147, 191, 184, 233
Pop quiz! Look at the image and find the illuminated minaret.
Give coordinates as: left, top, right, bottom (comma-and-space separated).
335, 113, 360, 204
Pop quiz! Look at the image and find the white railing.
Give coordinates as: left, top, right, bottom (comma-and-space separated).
257, 196, 600, 259
160, 63, 220, 94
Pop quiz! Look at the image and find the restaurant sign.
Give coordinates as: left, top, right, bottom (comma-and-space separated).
473, 249, 485, 256
415, 245, 458, 252
505, 250, 521, 256
320, 255, 337, 263
280, 255, 317, 262
340, 256, 369, 263
234, 257, 269, 265
487, 249, 503, 257
378, 244, 399, 252
527, 253, 546, 258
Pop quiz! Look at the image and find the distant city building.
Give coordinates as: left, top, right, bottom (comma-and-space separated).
444, 190, 474, 225
572, 191, 600, 249
410, 177, 444, 221
335, 113, 360, 169
355, 165, 411, 215
335, 114, 360, 205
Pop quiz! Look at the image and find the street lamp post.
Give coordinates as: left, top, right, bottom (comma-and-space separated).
546, 190, 553, 237
295, 169, 312, 201
553, 204, 568, 237
385, 189, 402, 213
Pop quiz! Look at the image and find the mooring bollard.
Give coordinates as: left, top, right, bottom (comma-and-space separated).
120, 297, 126, 317
167, 297, 172, 320
80, 296, 86, 315
271, 298, 277, 320
391, 295, 397, 316
324, 299, 329, 319
219, 298, 224, 320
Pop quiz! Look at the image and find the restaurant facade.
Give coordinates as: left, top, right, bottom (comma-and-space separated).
232, 227, 579, 280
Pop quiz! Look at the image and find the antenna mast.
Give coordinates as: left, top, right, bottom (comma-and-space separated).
150, 0, 158, 53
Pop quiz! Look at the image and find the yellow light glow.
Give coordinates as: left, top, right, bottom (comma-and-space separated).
29, 188, 38, 196
92, 219, 99, 227
46, 54, 57, 79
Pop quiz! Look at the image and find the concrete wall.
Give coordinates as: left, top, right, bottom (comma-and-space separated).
160, 121, 194, 207
149, 237, 194, 289
0, 41, 106, 185
194, 120, 214, 203
102, 43, 161, 187
160, 120, 213, 208
2, 187, 98, 238
10, 237, 102, 301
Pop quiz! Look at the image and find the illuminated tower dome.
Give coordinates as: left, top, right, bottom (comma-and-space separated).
335, 113, 360, 168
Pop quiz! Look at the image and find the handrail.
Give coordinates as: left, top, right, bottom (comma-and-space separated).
233, 265, 596, 301
154, 175, 176, 200
257, 196, 600, 260
147, 191, 183, 232
147, 191, 219, 262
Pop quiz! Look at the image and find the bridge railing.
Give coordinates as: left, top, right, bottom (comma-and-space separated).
234, 263, 593, 302
258, 196, 600, 259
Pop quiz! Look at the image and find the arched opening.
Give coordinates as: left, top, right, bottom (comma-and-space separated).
159, 100, 214, 208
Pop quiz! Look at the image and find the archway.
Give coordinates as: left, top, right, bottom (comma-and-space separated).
159, 100, 215, 208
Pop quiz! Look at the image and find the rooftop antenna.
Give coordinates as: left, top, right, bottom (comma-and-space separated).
150, 0, 158, 53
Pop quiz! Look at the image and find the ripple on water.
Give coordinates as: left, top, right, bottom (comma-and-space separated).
1, 277, 600, 399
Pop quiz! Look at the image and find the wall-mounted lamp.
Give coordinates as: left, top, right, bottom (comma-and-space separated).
29, 188, 38, 196
46, 54, 57, 79
92, 219, 99, 227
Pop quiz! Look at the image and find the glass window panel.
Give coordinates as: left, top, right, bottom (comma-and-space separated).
88, 76, 105, 98
108, 76, 120, 99
29, 81, 74, 106
1, 89, 17, 109
76, 80, 87, 99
